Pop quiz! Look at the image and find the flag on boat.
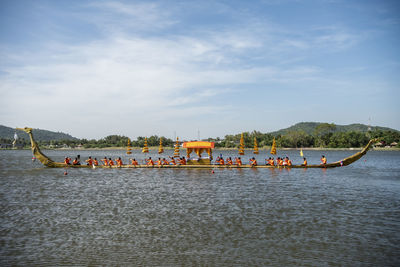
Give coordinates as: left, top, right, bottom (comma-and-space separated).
270, 137, 277, 155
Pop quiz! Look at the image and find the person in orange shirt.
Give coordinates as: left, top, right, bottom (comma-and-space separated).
115, 157, 123, 167
283, 157, 289, 166
147, 157, 154, 166
236, 157, 242, 166
286, 157, 292, 166
180, 157, 187, 165
321, 155, 327, 165
269, 157, 275, 166
86, 157, 93, 166
72, 157, 80, 165
218, 157, 225, 165
226, 157, 233, 165
130, 158, 139, 166
249, 157, 257, 166
93, 158, 99, 166
162, 158, 169, 165
157, 158, 162, 166
302, 157, 307, 166
101, 157, 108, 166
64, 157, 71, 165
108, 158, 114, 166
169, 157, 176, 165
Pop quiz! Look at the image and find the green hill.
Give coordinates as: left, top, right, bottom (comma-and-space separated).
270, 122, 397, 136
0, 125, 78, 141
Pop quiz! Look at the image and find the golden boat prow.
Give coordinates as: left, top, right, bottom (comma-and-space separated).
17, 127, 376, 169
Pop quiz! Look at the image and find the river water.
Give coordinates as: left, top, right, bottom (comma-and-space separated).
1, 149, 399, 266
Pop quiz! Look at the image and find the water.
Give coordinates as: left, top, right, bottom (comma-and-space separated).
1, 149, 400, 266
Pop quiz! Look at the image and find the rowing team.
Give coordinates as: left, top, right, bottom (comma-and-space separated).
215, 155, 327, 166
64, 155, 328, 166
63, 156, 186, 166
213, 156, 291, 166
64, 156, 124, 166
144, 157, 186, 166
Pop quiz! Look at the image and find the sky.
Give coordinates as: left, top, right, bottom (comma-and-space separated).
0, 0, 399, 140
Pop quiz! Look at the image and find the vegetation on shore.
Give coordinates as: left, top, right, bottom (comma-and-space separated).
2, 123, 399, 149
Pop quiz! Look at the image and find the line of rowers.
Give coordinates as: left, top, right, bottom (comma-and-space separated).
64, 155, 327, 167
215, 156, 295, 167
63, 156, 186, 167
215, 155, 327, 166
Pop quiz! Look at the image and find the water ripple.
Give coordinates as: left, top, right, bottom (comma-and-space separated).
1, 150, 400, 265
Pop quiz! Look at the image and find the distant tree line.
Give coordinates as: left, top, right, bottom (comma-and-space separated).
2, 123, 399, 149
207, 123, 400, 149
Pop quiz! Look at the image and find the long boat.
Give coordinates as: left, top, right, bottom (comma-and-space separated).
17, 127, 376, 169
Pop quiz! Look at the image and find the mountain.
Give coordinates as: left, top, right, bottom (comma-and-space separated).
0, 125, 78, 141
270, 122, 398, 136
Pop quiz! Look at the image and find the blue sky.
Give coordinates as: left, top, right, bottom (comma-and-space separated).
0, 0, 399, 139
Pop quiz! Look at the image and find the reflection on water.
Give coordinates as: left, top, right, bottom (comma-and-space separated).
1, 150, 400, 266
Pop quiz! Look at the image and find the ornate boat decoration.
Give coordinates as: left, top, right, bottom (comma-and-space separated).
142, 137, 149, 153
126, 138, 132, 154
173, 137, 180, 158
17, 127, 376, 169
253, 137, 259, 154
183, 141, 214, 165
158, 138, 164, 154
238, 133, 245, 155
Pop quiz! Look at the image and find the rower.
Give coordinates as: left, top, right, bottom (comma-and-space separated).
162, 158, 169, 165
130, 158, 138, 166
147, 157, 154, 166
157, 158, 162, 166
180, 157, 187, 165
108, 158, 114, 166
302, 157, 307, 166
72, 157, 80, 165
286, 157, 292, 166
115, 157, 123, 167
226, 157, 233, 165
86, 157, 93, 166
101, 157, 108, 166
268, 157, 275, 166
236, 157, 242, 166
250, 157, 257, 166
321, 155, 327, 165
219, 157, 225, 165
64, 157, 71, 165
169, 156, 176, 165
93, 158, 99, 166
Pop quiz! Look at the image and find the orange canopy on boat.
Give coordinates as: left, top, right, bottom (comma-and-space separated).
183, 141, 214, 159
183, 141, 215, 148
